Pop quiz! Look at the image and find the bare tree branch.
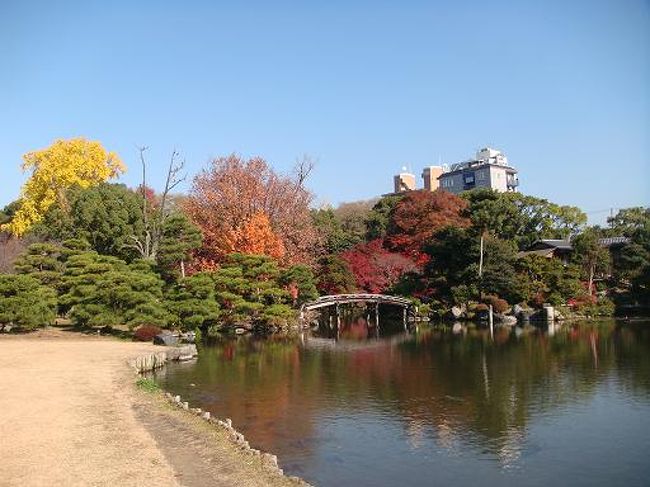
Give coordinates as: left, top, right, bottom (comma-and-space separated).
130, 146, 186, 262
293, 154, 315, 188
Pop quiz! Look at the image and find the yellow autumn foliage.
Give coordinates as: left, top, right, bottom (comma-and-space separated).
2, 138, 125, 235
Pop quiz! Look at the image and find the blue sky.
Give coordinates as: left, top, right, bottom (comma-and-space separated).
1, 0, 648, 223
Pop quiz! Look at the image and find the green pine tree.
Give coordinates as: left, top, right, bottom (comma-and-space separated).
0, 274, 57, 330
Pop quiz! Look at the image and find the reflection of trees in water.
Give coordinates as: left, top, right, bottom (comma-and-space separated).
160, 320, 650, 468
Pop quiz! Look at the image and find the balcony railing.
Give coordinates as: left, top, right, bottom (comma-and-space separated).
507, 179, 519, 187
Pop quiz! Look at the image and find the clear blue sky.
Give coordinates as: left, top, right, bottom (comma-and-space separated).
1, 0, 648, 223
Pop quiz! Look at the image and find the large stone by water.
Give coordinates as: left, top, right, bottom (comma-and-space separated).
154, 332, 179, 346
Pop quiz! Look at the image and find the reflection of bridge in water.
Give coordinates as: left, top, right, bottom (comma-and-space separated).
300, 332, 415, 351
300, 294, 416, 335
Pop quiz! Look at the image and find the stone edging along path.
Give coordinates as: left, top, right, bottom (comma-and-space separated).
129, 345, 310, 486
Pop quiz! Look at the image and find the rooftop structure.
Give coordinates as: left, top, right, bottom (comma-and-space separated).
518, 237, 631, 263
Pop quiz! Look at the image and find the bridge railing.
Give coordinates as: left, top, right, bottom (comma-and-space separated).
301, 293, 414, 312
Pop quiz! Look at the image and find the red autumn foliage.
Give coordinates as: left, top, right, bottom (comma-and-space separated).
483, 295, 509, 313
341, 239, 418, 294
385, 190, 469, 264
136, 184, 158, 208
133, 324, 163, 342
184, 155, 317, 269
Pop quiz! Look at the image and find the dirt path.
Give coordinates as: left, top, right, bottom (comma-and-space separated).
0, 330, 300, 487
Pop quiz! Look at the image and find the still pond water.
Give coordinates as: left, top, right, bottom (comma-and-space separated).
155, 317, 650, 487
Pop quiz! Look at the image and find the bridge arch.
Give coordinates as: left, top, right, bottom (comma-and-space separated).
300, 294, 416, 330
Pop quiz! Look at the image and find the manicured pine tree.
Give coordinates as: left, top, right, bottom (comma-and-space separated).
0, 274, 57, 330
14, 242, 64, 288
166, 272, 220, 331
210, 253, 294, 327
157, 212, 202, 280
279, 264, 319, 305
59, 252, 169, 329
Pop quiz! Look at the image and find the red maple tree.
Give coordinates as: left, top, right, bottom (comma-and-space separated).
385, 190, 469, 265
342, 239, 418, 293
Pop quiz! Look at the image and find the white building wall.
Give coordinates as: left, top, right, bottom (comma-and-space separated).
488, 166, 509, 192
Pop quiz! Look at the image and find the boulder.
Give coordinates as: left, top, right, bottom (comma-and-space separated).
449, 306, 463, 319
496, 314, 517, 326
179, 331, 196, 343
154, 332, 179, 346
166, 344, 198, 361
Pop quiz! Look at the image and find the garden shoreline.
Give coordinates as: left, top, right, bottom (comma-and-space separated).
0, 328, 306, 487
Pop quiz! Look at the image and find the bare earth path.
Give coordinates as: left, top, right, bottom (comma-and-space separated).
0, 330, 299, 487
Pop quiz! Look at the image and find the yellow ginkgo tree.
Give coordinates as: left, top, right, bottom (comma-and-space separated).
2, 137, 125, 236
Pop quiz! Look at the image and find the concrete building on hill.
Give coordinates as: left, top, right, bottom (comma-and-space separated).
422, 166, 443, 191
393, 170, 416, 193
438, 147, 519, 194
389, 147, 519, 196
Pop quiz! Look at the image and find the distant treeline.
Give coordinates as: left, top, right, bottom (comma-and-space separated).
0, 138, 648, 333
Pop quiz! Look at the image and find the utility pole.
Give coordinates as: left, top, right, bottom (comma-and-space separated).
478, 233, 484, 278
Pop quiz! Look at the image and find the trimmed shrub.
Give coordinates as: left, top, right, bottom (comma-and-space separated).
484, 295, 509, 313
0, 274, 57, 330
133, 324, 163, 342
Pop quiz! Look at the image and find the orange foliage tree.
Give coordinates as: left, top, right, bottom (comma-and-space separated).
385, 190, 470, 265
185, 155, 317, 268
226, 212, 285, 259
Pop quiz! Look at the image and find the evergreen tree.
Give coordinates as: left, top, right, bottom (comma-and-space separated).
35, 183, 144, 261
316, 255, 357, 295
157, 212, 202, 280
462, 189, 587, 249
14, 242, 64, 288
311, 207, 357, 253
279, 264, 319, 305
516, 254, 583, 306
0, 274, 57, 330
366, 195, 401, 240
210, 253, 294, 327
59, 252, 169, 328
166, 272, 220, 331
571, 228, 611, 294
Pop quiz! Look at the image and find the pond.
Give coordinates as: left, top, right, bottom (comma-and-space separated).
153, 317, 650, 486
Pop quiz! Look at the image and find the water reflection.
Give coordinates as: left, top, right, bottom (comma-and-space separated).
155, 319, 650, 486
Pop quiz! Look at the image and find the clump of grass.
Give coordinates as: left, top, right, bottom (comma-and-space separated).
136, 377, 160, 393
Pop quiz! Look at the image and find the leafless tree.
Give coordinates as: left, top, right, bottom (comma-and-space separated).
293, 154, 316, 188
127, 147, 185, 261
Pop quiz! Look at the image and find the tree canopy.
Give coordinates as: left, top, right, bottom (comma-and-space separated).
2, 138, 124, 236
0, 274, 57, 330
462, 189, 587, 249
385, 190, 469, 264
185, 155, 317, 267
